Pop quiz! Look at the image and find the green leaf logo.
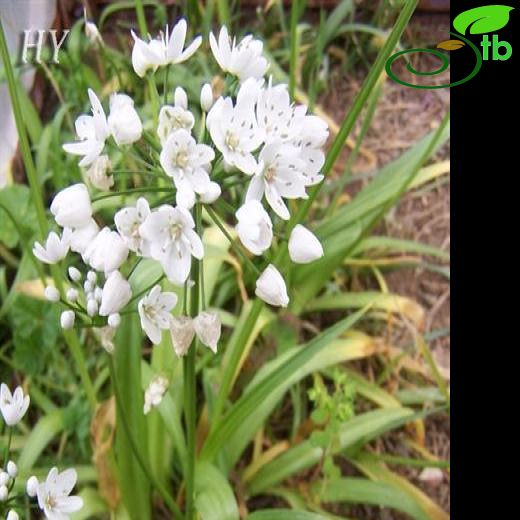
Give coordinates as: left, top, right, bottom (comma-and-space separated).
453, 5, 514, 35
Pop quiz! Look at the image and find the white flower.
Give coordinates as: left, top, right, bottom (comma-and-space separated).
255, 264, 289, 307
63, 89, 109, 167
33, 229, 71, 264
160, 129, 215, 208
84, 154, 113, 191
6, 461, 17, 478
246, 143, 307, 220
288, 224, 324, 263
50, 183, 93, 229
193, 311, 221, 353
200, 83, 213, 112
6, 510, 19, 520
140, 205, 204, 285
157, 105, 195, 145
143, 375, 169, 414
36, 467, 83, 520
235, 200, 273, 255
108, 93, 143, 146
169, 316, 195, 357
69, 219, 100, 256
0, 485, 7, 501
0, 472, 9, 486
207, 82, 264, 175
291, 115, 329, 186
0, 383, 30, 426
60, 310, 75, 330
174, 87, 188, 110
210, 26, 269, 82
257, 80, 306, 144
138, 285, 178, 345
27, 476, 39, 497
83, 227, 129, 274
131, 19, 202, 78
114, 198, 152, 255
99, 270, 132, 316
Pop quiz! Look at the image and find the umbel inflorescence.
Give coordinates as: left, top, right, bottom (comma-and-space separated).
34, 18, 327, 359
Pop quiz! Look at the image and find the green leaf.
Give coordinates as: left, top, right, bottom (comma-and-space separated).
10, 295, 61, 375
453, 5, 514, 35
248, 511, 328, 520
114, 315, 151, 520
202, 308, 370, 466
0, 184, 38, 248
194, 462, 240, 520
17, 410, 64, 470
314, 478, 430, 520
246, 407, 415, 495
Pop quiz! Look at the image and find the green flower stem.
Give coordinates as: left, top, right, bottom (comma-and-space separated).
92, 186, 174, 202
3, 427, 12, 466
289, 0, 300, 100
216, 0, 230, 26
134, 0, 148, 36
108, 356, 182, 519
196, 204, 206, 311
0, 19, 97, 411
184, 205, 201, 520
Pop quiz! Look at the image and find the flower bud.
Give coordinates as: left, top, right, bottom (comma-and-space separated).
50, 183, 92, 229
199, 181, 221, 204
108, 313, 121, 328
288, 225, 324, 264
236, 200, 273, 255
7, 509, 20, 520
60, 310, 75, 330
200, 83, 213, 112
174, 87, 188, 110
108, 94, 143, 146
255, 264, 289, 307
26, 476, 39, 497
6, 461, 17, 478
99, 271, 132, 316
44, 286, 60, 303
68, 266, 82, 282
0, 472, 8, 486
87, 299, 99, 317
0, 484, 8, 501
66, 288, 79, 302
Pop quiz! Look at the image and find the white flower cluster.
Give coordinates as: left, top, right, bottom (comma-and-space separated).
1, 383, 82, 519
33, 18, 328, 356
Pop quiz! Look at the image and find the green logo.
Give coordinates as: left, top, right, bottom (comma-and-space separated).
386, 4, 514, 89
